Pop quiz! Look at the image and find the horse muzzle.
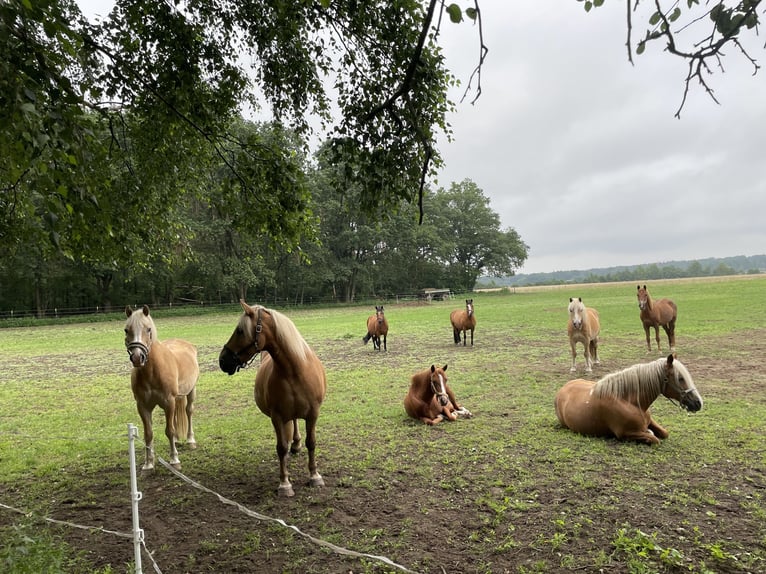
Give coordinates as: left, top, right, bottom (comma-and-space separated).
127, 342, 149, 368
219, 347, 243, 375
681, 390, 703, 413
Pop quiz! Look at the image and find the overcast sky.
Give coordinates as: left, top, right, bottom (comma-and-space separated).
78, 2, 765, 275
435, 2, 766, 274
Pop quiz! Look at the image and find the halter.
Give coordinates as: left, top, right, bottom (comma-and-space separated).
126, 340, 150, 365
661, 367, 696, 409
430, 375, 449, 404
223, 307, 263, 372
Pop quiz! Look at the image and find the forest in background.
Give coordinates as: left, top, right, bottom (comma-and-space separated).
478, 254, 766, 288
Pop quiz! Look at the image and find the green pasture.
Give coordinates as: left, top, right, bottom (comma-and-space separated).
1, 276, 765, 573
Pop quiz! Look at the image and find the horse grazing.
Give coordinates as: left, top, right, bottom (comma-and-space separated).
124, 305, 199, 470
567, 297, 600, 373
404, 364, 472, 425
219, 301, 327, 497
554, 355, 702, 445
362, 305, 388, 351
637, 284, 677, 353
450, 299, 476, 346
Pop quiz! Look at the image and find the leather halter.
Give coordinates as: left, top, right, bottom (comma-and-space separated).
224, 307, 263, 371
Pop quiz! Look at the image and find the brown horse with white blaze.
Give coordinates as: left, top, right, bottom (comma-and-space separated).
567, 297, 600, 373
637, 284, 677, 353
451, 299, 476, 346
362, 305, 388, 351
404, 364, 472, 425
124, 305, 199, 470
219, 301, 327, 497
555, 355, 702, 444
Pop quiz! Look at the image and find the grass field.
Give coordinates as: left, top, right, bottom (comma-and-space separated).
1, 276, 765, 573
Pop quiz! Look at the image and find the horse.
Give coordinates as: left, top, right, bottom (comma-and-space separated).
637, 284, 677, 353
567, 297, 600, 373
450, 299, 476, 346
362, 305, 388, 351
404, 364, 472, 425
554, 355, 703, 445
219, 300, 327, 497
124, 305, 199, 470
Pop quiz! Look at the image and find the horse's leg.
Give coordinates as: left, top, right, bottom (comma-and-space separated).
590, 338, 600, 367
272, 418, 295, 497
647, 417, 669, 439
470, 328, 474, 347
643, 324, 652, 352
654, 324, 662, 352
290, 419, 302, 454
164, 399, 181, 468
137, 404, 156, 471
583, 339, 593, 373
570, 340, 578, 373
305, 414, 325, 488
619, 429, 662, 445
382, 333, 387, 351
453, 327, 460, 345
665, 318, 676, 352
186, 387, 197, 449
462, 329, 467, 346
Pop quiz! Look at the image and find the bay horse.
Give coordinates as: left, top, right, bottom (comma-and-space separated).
124, 305, 199, 470
362, 305, 388, 351
567, 297, 600, 373
404, 364, 472, 425
450, 299, 476, 346
637, 284, 677, 353
219, 300, 327, 497
554, 355, 702, 445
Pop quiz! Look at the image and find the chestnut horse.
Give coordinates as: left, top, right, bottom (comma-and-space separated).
567, 297, 600, 373
219, 301, 327, 497
404, 364, 472, 425
362, 305, 388, 351
555, 355, 702, 445
124, 305, 199, 470
637, 284, 677, 353
450, 299, 476, 346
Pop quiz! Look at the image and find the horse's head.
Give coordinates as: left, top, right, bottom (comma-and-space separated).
661, 355, 703, 412
429, 364, 450, 406
465, 299, 474, 317
637, 285, 651, 311
124, 305, 155, 368
219, 300, 263, 375
568, 297, 585, 329
375, 305, 385, 324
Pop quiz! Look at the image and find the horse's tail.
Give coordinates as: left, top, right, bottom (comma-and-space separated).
362, 332, 371, 344
174, 395, 189, 441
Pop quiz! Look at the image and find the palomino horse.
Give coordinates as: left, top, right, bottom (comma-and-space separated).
554, 355, 702, 444
637, 284, 677, 353
219, 301, 327, 497
124, 305, 199, 470
362, 305, 388, 351
404, 364, 472, 425
567, 297, 600, 373
450, 299, 476, 346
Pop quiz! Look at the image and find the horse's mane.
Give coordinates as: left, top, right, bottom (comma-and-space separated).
592, 358, 668, 403
248, 305, 309, 363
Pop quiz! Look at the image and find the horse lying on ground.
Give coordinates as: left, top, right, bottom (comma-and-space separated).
219, 300, 327, 497
554, 355, 702, 445
567, 297, 600, 373
404, 364, 472, 425
124, 305, 199, 470
362, 305, 388, 351
637, 284, 677, 353
451, 299, 476, 346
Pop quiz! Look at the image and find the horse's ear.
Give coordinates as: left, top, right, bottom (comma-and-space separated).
578, 297, 582, 302
569, 297, 573, 302
637, 285, 640, 290
142, 305, 150, 316
430, 365, 436, 373
125, 306, 132, 317
442, 364, 448, 371
643, 285, 647, 290
666, 354, 674, 366
240, 299, 250, 312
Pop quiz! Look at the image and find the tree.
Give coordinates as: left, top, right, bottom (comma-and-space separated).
579, 0, 763, 116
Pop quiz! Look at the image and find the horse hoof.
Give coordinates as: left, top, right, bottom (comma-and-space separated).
187, 441, 197, 450
310, 475, 325, 488
141, 464, 155, 472
278, 484, 295, 497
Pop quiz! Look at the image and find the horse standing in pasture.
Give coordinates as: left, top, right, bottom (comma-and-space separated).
554, 355, 702, 444
124, 305, 199, 470
567, 297, 600, 373
404, 364, 472, 425
451, 299, 476, 346
362, 305, 388, 351
637, 284, 677, 353
219, 301, 327, 497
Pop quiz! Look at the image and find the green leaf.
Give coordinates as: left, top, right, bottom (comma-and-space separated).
649, 12, 662, 25
465, 7, 477, 21
636, 41, 646, 55
593, 0, 604, 7
584, 1, 592, 12
669, 7, 681, 22
446, 3, 462, 23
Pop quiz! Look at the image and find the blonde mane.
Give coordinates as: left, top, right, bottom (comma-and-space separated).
245, 305, 309, 363
592, 358, 668, 404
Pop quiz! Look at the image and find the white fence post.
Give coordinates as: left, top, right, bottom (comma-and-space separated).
127, 423, 144, 574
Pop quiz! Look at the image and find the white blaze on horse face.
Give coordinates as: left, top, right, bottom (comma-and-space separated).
435, 373, 449, 406
569, 299, 585, 329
